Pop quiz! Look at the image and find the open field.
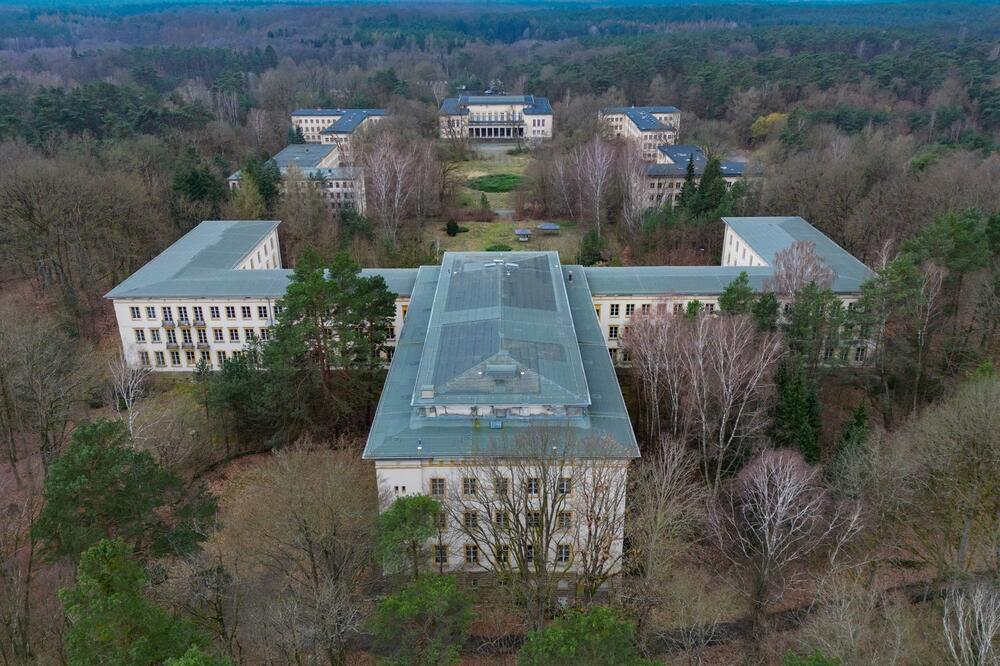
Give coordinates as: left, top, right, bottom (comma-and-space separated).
424, 219, 587, 262
454, 147, 533, 212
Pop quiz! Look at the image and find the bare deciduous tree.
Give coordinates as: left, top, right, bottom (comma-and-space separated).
619, 140, 648, 236
710, 449, 863, 648
767, 240, 836, 295
942, 579, 1000, 666
108, 351, 151, 440
363, 132, 417, 246
576, 136, 615, 237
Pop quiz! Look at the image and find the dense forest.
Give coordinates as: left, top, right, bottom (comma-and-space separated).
0, 1, 998, 664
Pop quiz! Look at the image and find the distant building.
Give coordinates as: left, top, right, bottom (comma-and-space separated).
600, 106, 681, 160
439, 94, 553, 141
228, 144, 366, 215
645, 144, 754, 208
290, 108, 386, 164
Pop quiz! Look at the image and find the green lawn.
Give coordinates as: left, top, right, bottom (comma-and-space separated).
425, 220, 586, 263
454, 152, 532, 211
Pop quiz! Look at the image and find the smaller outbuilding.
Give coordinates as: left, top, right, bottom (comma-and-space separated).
514, 228, 533, 242
537, 222, 561, 234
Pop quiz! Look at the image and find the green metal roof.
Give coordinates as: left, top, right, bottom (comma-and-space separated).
105, 220, 418, 300
412, 252, 590, 408
363, 256, 640, 461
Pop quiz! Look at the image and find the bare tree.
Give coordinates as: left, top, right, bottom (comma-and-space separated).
444, 429, 630, 629
911, 261, 945, 414
710, 449, 863, 649
942, 579, 1000, 666
216, 447, 383, 665
620, 440, 705, 648
0, 479, 40, 665
246, 108, 268, 147
108, 351, 151, 440
618, 140, 648, 236
576, 136, 615, 237
363, 132, 417, 246
767, 240, 836, 296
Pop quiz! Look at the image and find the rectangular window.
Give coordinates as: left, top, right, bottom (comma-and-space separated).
170, 351, 181, 366
134, 329, 146, 343
213, 329, 224, 342
557, 544, 571, 564
150, 329, 161, 343
673, 303, 683, 315
260, 328, 270, 341
608, 325, 619, 340
430, 478, 446, 497
625, 304, 635, 316
244, 328, 256, 341
526, 511, 541, 528
435, 512, 447, 529
200, 351, 211, 362
193, 306, 204, 321
185, 351, 196, 365
462, 478, 477, 495
640, 303, 650, 315
496, 544, 510, 564
225, 306, 236, 319
229, 329, 240, 342
525, 545, 534, 563
557, 477, 572, 495
704, 303, 716, 314
182, 329, 193, 345
145, 306, 156, 319
129, 306, 140, 319
854, 346, 867, 362
166, 329, 177, 344
210, 306, 220, 319
609, 303, 620, 317
162, 306, 173, 321
197, 329, 208, 344
139, 351, 150, 366
495, 476, 509, 496
241, 306, 251, 319
463, 511, 478, 529
465, 545, 479, 564
154, 351, 165, 366
258, 306, 269, 319
217, 351, 228, 365
177, 306, 189, 322
495, 511, 508, 527
594, 304, 601, 317
558, 512, 572, 529
526, 478, 539, 495
435, 545, 448, 564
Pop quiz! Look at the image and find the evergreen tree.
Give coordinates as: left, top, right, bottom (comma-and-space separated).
518, 606, 656, 666
752, 291, 780, 331
240, 156, 282, 212
684, 299, 702, 319
692, 156, 727, 217
784, 282, 845, 377
677, 155, 698, 210
287, 125, 306, 144
60, 539, 209, 665
377, 495, 442, 580
33, 420, 216, 561
166, 647, 232, 666
772, 362, 823, 463
719, 271, 755, 314
837, 402, 869, 453
370, 575, 474, 666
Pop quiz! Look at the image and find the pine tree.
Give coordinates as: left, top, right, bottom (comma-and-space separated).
719, 271, 755, 314
772, 362, 822, 463
677, 155, 698, 210
693, 156, 727, 217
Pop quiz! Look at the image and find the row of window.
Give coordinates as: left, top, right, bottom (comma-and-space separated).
457, 509, 574, 530
129, 304, 278, 322
139, 348, 250, 368
134, 327, 270, 345
430, 476, 571, 497
598, 301, 714, 322
442, 543, 572, 565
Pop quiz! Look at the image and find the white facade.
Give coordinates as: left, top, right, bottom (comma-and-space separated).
601, 106, 680, 160
439, 95, 553, 141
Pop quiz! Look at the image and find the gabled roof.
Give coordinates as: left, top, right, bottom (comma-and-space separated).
646, 144, 750, 178
602, 106, 680, 132
412, 252, 590, 408
319, 108, 386, 134
439, 94, 553, 116
105, 221, 416, 300
227, 144, 363, 182
602, 105, 681, 115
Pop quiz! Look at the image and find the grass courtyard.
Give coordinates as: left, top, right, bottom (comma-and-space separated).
454, 148, 533, 211
425, 219, 587, 263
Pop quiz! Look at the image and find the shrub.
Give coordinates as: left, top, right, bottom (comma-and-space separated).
467, 173, 522, 192
485, 243, 512, 252
446, 219, 459, 236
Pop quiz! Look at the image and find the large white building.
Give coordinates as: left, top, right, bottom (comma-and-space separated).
600, 105, 681, 160
106, 215, 872, 589
228, 144, 366, 215
290, 108, 385, 164
438, 94, 553, 141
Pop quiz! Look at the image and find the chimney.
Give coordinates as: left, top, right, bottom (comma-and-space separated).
567, 269, 573, 282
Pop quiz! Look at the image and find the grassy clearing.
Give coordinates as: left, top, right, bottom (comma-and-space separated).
467, 173, 522, 192
454, 151, 532, 211
425, 219, 587, 263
